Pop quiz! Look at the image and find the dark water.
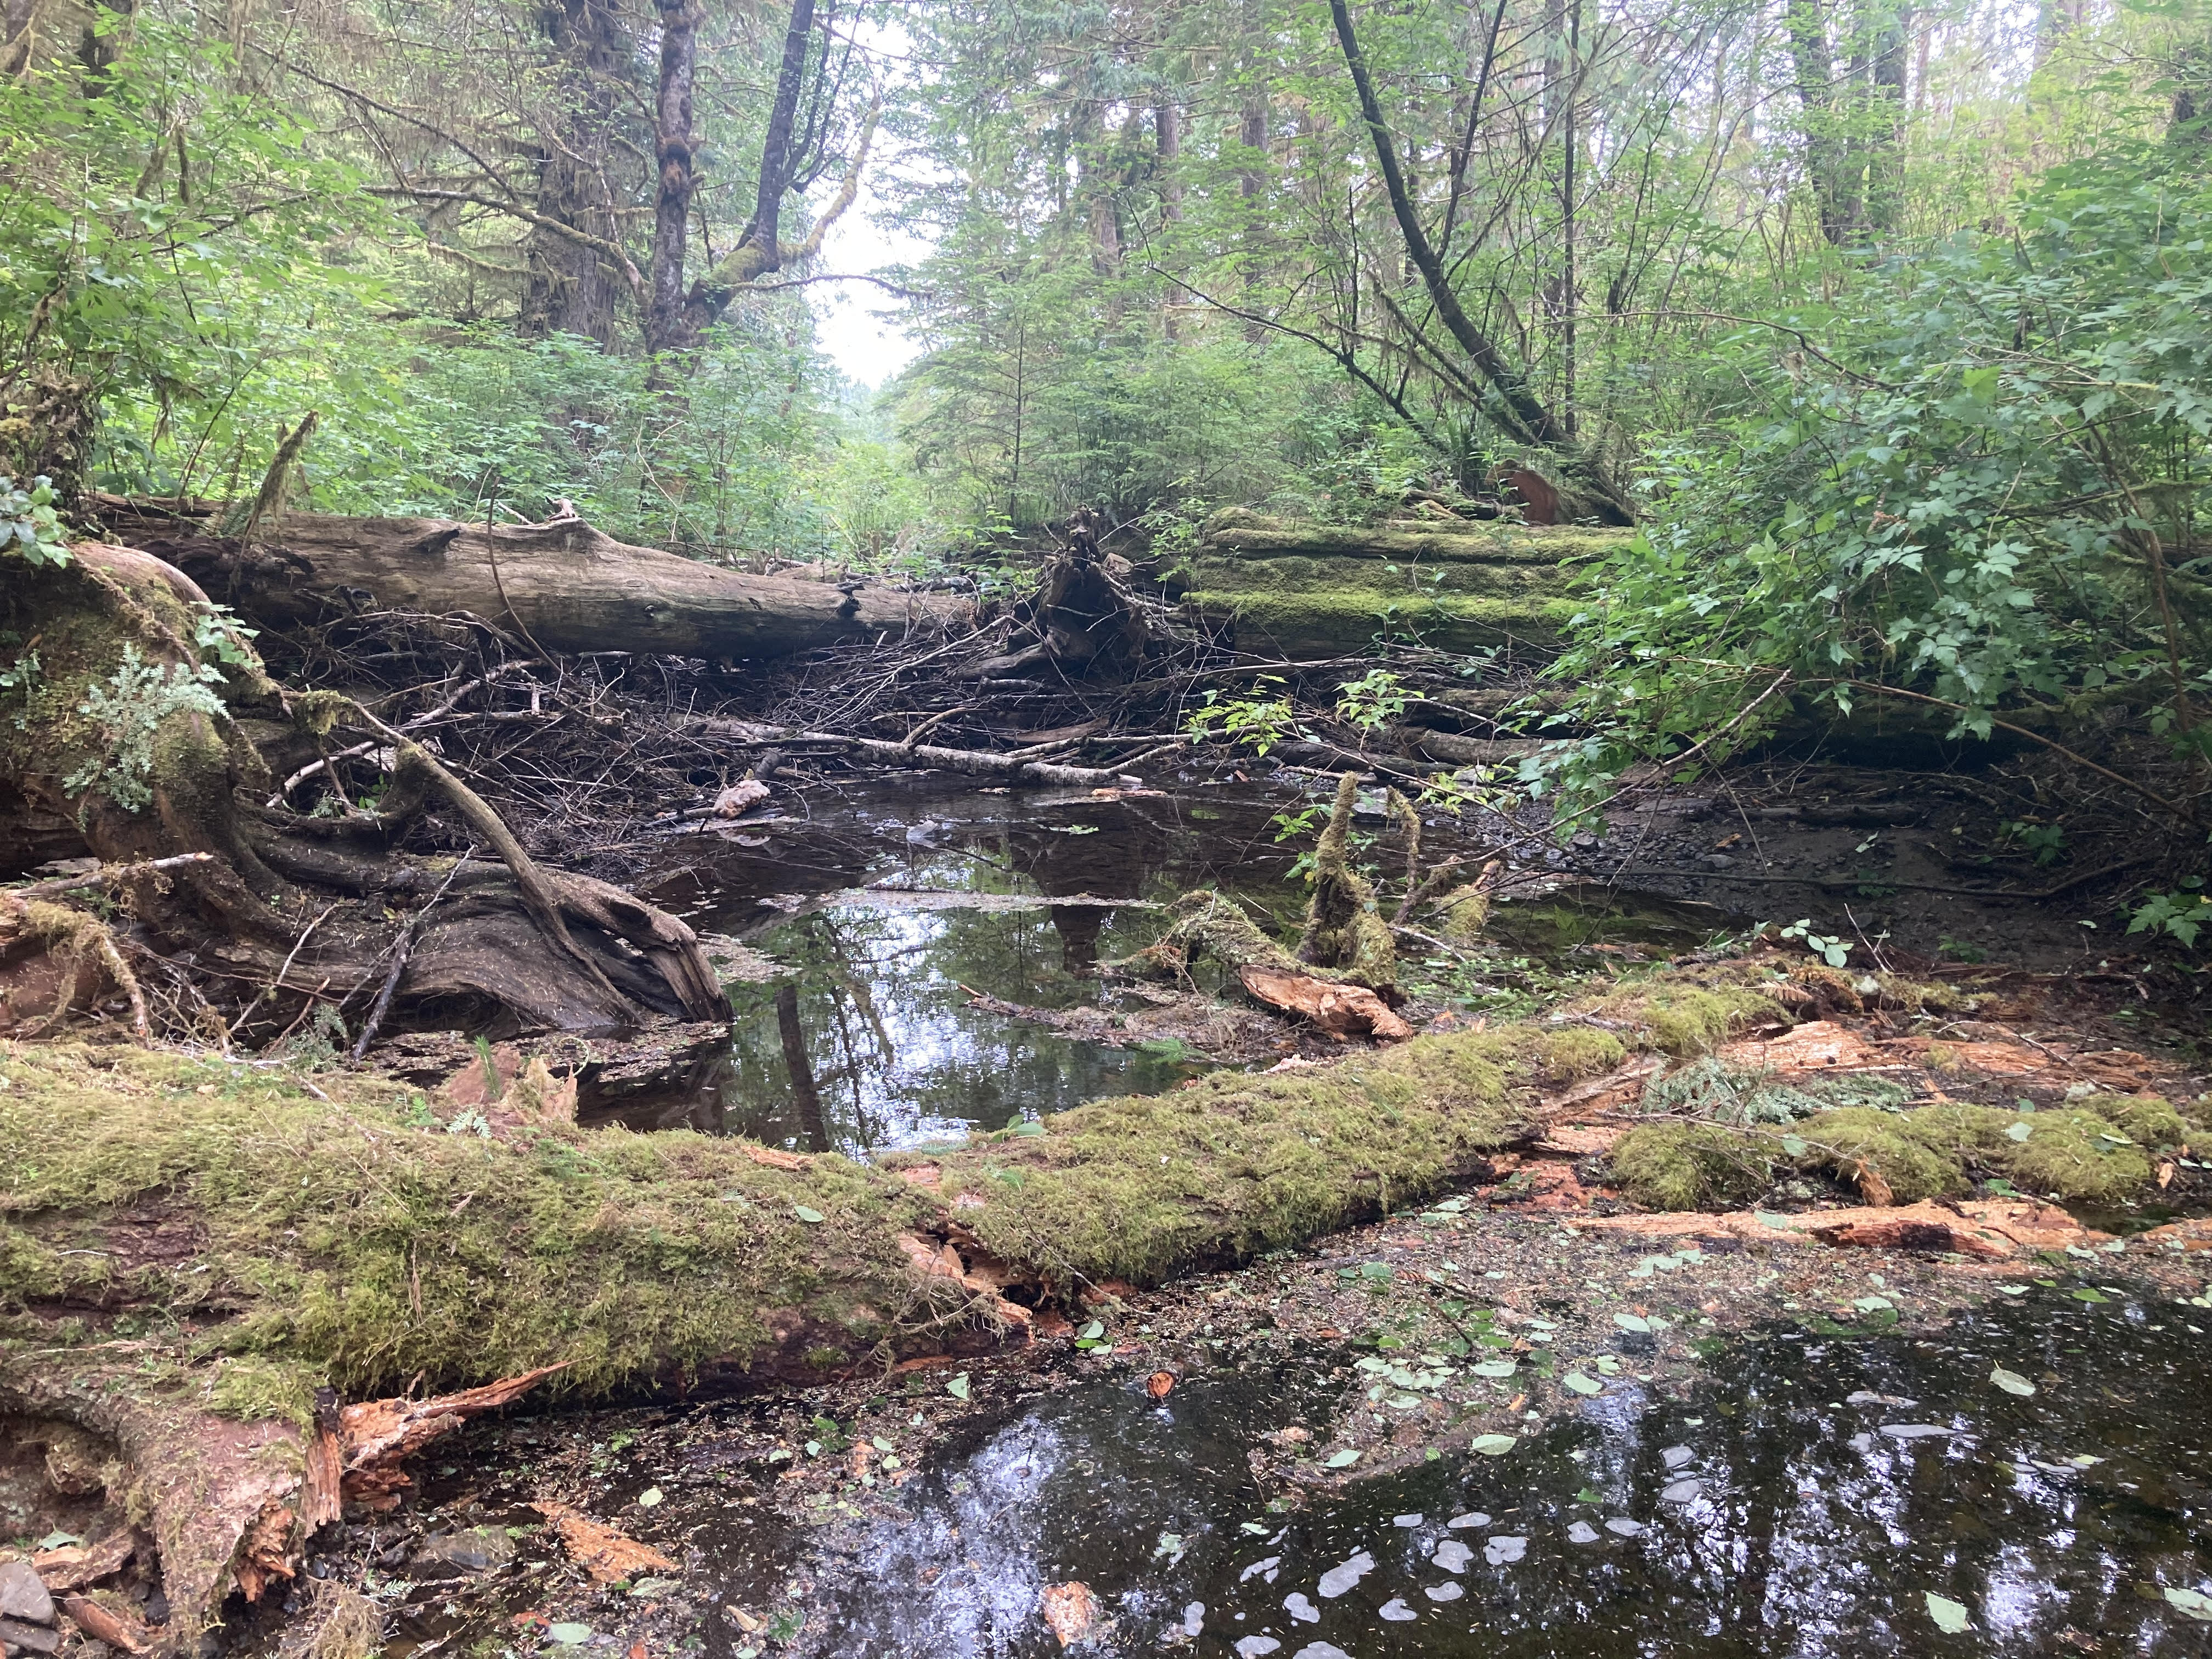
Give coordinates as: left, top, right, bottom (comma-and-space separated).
719, 1289, 2212, 1657
623, 782, 1741, 1156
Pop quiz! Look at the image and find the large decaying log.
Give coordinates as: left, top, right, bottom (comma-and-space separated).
94, 502, 966, 661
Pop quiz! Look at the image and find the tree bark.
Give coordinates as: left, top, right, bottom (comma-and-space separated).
523, 0, 630, 346
645, 0, 700, 354
1786, 0, 1856, 245
97, 505, 964, 661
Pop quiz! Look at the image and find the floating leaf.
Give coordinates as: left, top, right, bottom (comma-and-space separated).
1079, 1319, 1105, 1340
792, 1205, 826, 1223
1324, 1448, 1361, 1468
637, 1486, 664, 1507
2163, 1587, 2212, 1622
1614, 1313, 1652, 1334
1564, 1373, 1603, 1396
546, 1625, 594, 1647
1469, 1434, 1519, 1456
1989, 1366, 2036, 1397
2070, 1288, 2110, 1304
1575, 1486, 1603, 1504
1924, 1593, 1971, 1634
946, 1373, 970, 1400
1470, 1359, 1518, 1378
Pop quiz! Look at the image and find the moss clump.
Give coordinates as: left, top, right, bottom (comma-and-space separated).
930, 1025, 1625, 1287
1897, 1102, 2151, 1203
2092, 1093, 2189, 1150
1611, 1121, 1775, 1211
1434, 883, 1494, 944
1791, 1107, 1967, 1203
1594, 981, 1786, 1056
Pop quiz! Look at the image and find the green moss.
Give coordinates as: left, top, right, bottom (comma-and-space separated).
1792, 1107, 1967, 1203
932, 1026, 1622, 1287
1611, 1121, 1775, 1210
2092, 1093, 2188, 1150
1596, 983, 1785, 1056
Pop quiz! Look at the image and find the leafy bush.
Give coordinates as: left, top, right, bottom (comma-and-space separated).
1536, 144, 2212, 812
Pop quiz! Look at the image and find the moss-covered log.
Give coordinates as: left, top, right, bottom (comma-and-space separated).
1611, 1087, 2202, 1211
0, 967, 1788, 1621
1165, 511, 1632, 657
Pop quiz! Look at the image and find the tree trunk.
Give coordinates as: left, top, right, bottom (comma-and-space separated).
1786, 0, 1856, 245
645, 0, 699, 354
523, 0, 629, 347
95, 503, 963, 661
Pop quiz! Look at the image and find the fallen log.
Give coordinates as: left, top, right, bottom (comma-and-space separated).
92, 501, 967, 661
685, 719, 1142, 787
0, 964, 1792, 1624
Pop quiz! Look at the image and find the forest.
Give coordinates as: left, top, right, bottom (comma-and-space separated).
2, 0, 2210, 1653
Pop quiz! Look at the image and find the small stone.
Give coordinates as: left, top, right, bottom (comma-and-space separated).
0, 1567, 53, 1628
1567, 1521, 1601, 1544
1605, 1517, 1647, 1537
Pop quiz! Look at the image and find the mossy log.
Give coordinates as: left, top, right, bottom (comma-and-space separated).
0, 968, 1787, 1624
1165, 511, 1632, 657
93, 500, 964, 662
1611, 1091, 2200, 1212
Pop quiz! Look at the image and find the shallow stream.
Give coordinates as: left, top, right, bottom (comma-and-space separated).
402, 1285, 2212, 1658
622, 780, 1729, 1154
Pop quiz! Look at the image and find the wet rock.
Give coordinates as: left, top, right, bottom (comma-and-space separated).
1605, 1517, 1647, 1536
0, 1567, 53, 1627
409, 1528, 518, 1576
1661, 1478, 1703, 1503
1661, 1445, 1694, 1469
0, 1617, 61, 1656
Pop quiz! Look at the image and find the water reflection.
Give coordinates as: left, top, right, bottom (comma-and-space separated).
768, 1291, 2211, 1656
631, 783, 1750, 1155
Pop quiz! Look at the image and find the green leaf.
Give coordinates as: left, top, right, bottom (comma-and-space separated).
1613, 1313, 1652, 1333
793, 1205, 826, 1223
637, 1486, 664, 1506
1564, 1373, 1603, 1396
2070, 1288, 2109, 1304
2005, 1122, 2033, 1143
1324, 1448, 1361, 1468
1575, 1486, 1603, 1504
1989, 1365, 2036, 1397
1470, 1359, 1518, 1378
1078, 1319, 1105, 1340
1470, 1434, 1519, 1455
946, 1373, 970, 1400
1925, 1593, 1971, 1634
2164, 1587, 2212, 1622
547, 1625, 594, 1647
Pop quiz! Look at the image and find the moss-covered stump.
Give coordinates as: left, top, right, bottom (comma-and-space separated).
1164, 512, 1632, 656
